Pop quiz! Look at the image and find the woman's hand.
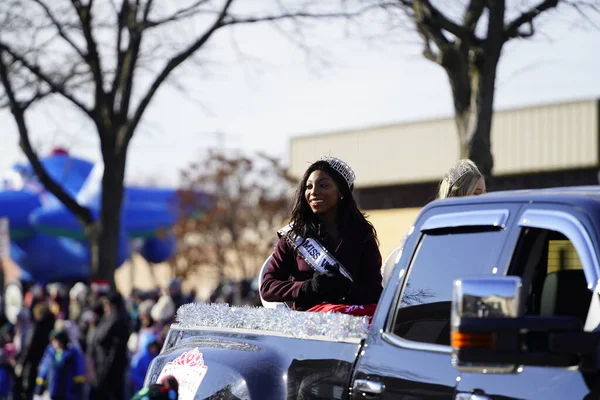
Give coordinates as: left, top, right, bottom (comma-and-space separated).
301, 265, 352, 302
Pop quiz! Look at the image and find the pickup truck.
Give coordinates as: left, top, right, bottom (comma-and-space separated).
144, 186, 600, 399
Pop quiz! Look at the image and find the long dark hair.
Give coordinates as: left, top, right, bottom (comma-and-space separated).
288, 160, 378, 244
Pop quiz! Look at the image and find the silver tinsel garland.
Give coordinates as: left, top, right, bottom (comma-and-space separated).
175, 303, 370, 341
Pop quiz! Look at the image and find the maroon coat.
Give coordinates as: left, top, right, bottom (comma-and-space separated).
260, 231, 383, 311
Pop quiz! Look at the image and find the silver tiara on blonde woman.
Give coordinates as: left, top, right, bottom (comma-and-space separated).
320, 156, 356, 189
444, 159, 475, 186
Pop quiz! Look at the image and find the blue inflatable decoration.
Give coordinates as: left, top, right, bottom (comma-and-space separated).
139, 232, 178, 264
0, 148, 209, 285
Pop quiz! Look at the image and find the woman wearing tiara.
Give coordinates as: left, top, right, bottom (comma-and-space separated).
260, 156, 383, 312
437, 159, 487, 199
381, 159, 487, 286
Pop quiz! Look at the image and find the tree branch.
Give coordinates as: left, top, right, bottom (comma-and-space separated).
421, 37, 442, 63
143, 0, 215, 27
463, 0, 485, 30
564, 0, 600, 30
0, 48, 94, 227
31, 0, 87, 59
517, 21, 535, 38
125, 0, 236, 148
114, 1, 144, 122
143, 2, 399, 32
0, 43, 92, 116
20, 87, 56, 109
70, 0, 107, 115
412, 1, 452, 59
121, 1, 400, 150
0, 64, 92, 110
413, 0, 481, 46
142, 0, 154, 22
223, 5, 397, 26
0, 84, 52, 110
504, 0, 559, 40
110, 0, 128, 106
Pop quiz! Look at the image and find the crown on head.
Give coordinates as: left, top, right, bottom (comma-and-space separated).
319, 156, 356, 189
444, 159, 476, 186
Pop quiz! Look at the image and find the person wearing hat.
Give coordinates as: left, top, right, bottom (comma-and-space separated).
68, 282, 90, 323
166, 279, 184, 311
34, 329, 85, 400
260, 156, 383, 311
48, 283, 69, 320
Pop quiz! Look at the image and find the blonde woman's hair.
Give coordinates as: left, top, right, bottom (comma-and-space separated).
437, 159, 483, 199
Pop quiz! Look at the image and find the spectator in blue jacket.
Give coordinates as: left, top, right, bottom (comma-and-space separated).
35, 329, 85, 400
0, 348, 12, 400
129, 335, 160, 394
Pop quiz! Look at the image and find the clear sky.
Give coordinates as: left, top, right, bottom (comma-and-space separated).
1, 4, 599, 186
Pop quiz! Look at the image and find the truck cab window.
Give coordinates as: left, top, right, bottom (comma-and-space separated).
509, 228, 592, 323
392, 229, 506, 346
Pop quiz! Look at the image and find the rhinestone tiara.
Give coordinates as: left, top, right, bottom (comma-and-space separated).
444, 159, 476, 186
319, 156, 356, 189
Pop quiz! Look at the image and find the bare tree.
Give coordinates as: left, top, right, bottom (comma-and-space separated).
0, 0, 375, 288
171, 150, 294, 282
350, 0, 599, 178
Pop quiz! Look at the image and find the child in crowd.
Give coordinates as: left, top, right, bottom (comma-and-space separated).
129, 337, 161, 394
35, 329, 86, 400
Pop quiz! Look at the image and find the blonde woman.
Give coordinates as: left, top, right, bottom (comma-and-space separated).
382, 159, 486, 285
437, 159, 486, 199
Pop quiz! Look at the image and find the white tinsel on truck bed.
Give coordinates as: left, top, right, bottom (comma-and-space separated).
175, 303, 370, 341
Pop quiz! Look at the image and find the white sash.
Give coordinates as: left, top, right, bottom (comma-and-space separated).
277, 225, 354, 282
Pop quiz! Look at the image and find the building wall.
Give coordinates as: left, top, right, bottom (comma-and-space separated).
290, 117, 457, 187
493, 100, 598, 174
289, 99, 599, 187
367, 208, 422, 262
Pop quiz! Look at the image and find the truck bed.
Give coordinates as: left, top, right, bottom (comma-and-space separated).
144, 304, 369, 399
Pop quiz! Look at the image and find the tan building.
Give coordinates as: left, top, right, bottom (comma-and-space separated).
289, 98, 600, 258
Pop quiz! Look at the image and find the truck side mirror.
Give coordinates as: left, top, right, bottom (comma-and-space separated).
451, 276, 584, 374
451, 276, 523, 373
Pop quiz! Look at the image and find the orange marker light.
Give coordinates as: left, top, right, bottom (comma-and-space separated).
452, 331, 495, 349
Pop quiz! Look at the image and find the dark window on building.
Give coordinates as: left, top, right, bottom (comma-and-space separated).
356, 167, 598, 210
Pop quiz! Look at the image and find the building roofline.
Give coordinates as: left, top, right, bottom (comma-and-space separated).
290, 96, 599, 142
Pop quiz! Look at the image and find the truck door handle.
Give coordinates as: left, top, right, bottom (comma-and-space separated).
353, 379, 385, 395
456, 392, 491, 400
